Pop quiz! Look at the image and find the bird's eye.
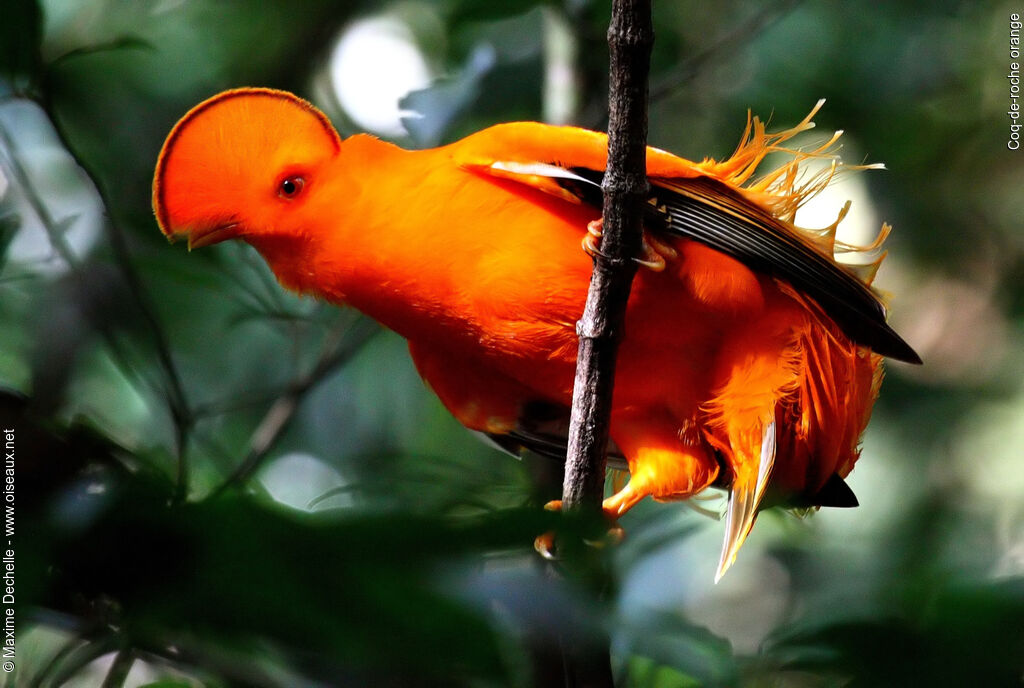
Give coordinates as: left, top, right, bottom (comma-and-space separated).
278, 176, 305, 198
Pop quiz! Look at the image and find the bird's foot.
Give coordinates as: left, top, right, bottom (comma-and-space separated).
533, 499, 625, 560
581, 219, 605, 258
635, 234, 678, 271
581, 218, 677, 273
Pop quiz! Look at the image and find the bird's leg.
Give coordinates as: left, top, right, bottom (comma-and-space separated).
607, 409, 719, 511
533, 411, 717, 559
603, 445, 719, 514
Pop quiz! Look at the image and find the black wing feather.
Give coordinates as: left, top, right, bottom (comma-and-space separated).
562, 168, 921, 364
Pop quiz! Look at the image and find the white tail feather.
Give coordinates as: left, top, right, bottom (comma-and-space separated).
715, 420, 776, 582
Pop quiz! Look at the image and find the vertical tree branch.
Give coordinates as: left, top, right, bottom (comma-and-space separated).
563, 0, 652, 517
557, 2, 652, 687
100, 646, 135, 688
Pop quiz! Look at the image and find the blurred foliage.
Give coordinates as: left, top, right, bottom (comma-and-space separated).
1, 0, 1022, 686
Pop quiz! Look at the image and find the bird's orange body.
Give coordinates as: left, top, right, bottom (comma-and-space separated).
154, 89, 918, 577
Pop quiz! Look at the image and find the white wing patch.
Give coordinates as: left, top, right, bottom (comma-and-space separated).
462, 160, 602, 205
488, 160, 593, 183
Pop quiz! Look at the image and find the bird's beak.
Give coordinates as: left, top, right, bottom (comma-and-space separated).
172, 222, 241, 250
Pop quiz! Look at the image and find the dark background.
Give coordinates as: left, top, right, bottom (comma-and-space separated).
1, 1, 1022, 686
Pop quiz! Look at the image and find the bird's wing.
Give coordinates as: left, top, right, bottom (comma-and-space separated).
453, 119, 920, 364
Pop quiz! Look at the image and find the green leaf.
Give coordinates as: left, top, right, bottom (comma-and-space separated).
401, 44, 497, 146
619, 611, 737, 688
766, 579, 1024, 688
49, 36, 156, 68
17, 419, 572, 685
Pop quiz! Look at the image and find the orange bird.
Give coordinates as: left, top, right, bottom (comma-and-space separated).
153, 89, 919, 579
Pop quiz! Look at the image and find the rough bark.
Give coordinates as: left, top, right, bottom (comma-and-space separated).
557, 1, 653, 687
563, 0, 652, 518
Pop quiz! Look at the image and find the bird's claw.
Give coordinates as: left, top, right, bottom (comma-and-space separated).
582, 218, 676, 272
633, 248, 666, 271
534, 499, 625, 560
582, 219, 605, 258
634, 235, 678, 271
533, 531, 559, 560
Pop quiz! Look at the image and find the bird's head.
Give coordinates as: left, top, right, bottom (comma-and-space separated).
153, 88, 342, 250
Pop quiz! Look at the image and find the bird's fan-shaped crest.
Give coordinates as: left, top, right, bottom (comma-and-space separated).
153, 88, 342, 243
